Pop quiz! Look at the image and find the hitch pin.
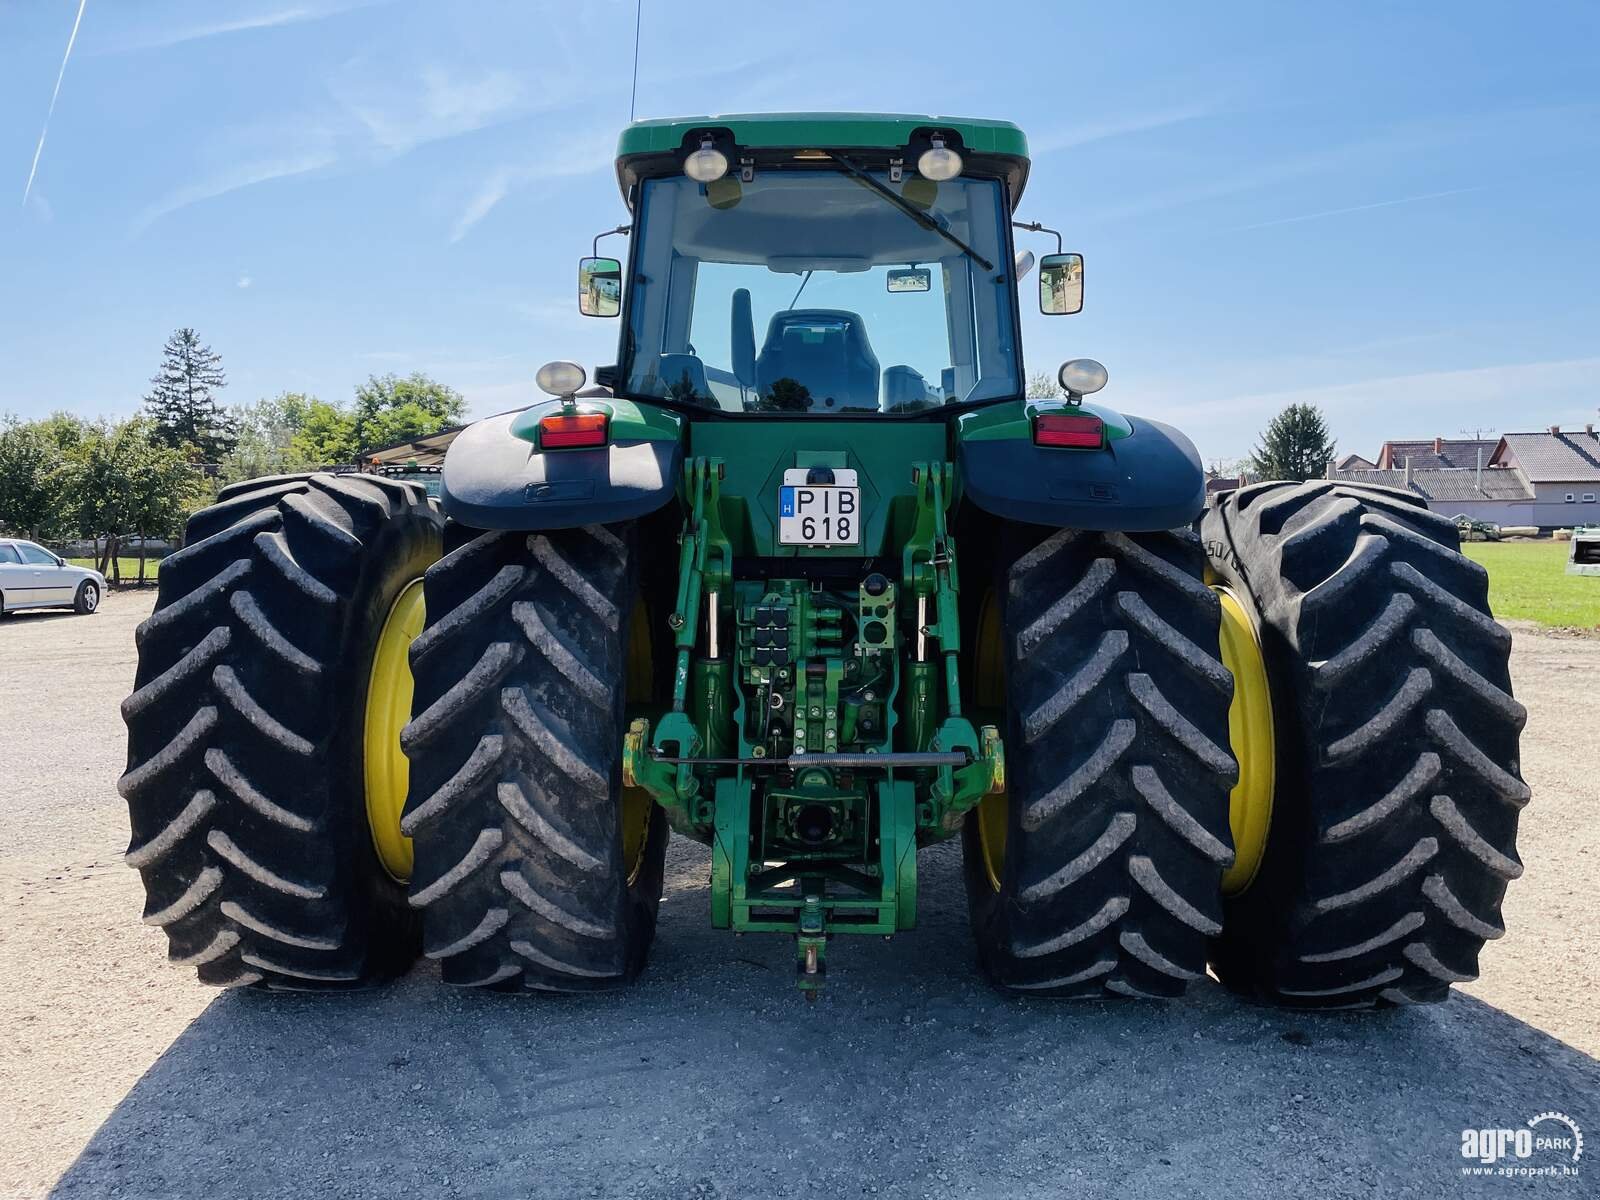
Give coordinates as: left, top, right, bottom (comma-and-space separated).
916, 594, 927, 661
707, 589, 719, 659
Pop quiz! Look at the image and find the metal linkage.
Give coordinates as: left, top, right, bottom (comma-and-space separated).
620, 454, 1006, 995
903, 462, 1005, 830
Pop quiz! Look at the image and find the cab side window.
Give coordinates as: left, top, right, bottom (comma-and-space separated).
17, 544, 56, 565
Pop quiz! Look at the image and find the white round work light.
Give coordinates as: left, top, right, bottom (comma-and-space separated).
684, 138, 729, 183
916, 137, 963, 182
535, 360, 586, 398
1058, 358, 1109, 396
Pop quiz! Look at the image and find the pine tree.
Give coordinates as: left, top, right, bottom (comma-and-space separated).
144, 328, 237, 462
1250, 402, 1337, 483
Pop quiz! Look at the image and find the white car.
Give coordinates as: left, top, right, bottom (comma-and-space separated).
0, 539, 105, 615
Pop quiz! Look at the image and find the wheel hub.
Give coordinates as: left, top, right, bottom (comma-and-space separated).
1212, 585, 1275, 895
364, 578, 425, 881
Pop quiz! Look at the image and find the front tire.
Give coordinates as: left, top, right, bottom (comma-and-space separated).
120, 473, 442, 988
75, 580, 100, 614
1202, 480, 1528, 1007
401, 524, 668, 992
963, 528, 1237, 998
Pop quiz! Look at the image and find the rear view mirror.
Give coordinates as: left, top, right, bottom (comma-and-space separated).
887, 268, 931, 293
579, 257, 622, 317
1039, 252, 1084, 315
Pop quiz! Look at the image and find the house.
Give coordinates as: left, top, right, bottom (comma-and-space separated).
1328, 463, 1533, 525
1331, 425, 1600, 529
1336, 453, 1376, 470
1374, 437, 1499, 471
1488, 426, 1600, 527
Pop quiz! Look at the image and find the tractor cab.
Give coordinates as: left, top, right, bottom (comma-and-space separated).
583, 114, 1080, 416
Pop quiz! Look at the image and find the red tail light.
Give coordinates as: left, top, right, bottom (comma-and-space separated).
538, 412, 608, 450
1034, 411, 1104, 449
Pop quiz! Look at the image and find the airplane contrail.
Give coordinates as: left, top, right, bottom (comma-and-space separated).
22, 0, 90, 206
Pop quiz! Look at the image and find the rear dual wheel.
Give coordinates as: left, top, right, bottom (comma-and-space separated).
120, 474, 442, 988
399, 522, 669, 991
1202, 481, 1528, 1007
122, 486, 666, 992
963, 528, 1238, 997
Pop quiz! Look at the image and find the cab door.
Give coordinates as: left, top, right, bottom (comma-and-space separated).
14, 542, 74, 604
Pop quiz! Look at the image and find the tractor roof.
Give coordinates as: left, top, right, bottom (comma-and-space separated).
615, 112, 1030, 205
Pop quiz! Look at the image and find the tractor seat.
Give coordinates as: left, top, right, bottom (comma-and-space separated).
754, 309, 880, 410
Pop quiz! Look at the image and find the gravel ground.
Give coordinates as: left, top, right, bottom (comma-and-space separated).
2, 592, 1595, 1199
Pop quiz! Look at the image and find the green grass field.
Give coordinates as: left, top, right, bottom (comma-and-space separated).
67, 557, 162, 583
1463, 540, 1600, 630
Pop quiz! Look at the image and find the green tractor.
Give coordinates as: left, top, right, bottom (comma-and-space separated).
120, 114, 1528, 1004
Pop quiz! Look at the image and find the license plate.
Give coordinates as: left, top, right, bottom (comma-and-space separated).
779, 469, 860, 546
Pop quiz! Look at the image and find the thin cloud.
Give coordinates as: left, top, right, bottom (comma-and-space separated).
133, 61, 532, 233
236, 275, 254, 289
22, 0, 89, 206
1030, 103, 1220, 155
336, 65, 526, 155
133, 150, 335, 232
92, 2, 391, 55
449, 138, 613, 243
450, 170, 515, 243
1083, 105, 1583, 228
1225, 186, 1486, 232
1104, 355, 1600, 464
1180, 356, 1600, 422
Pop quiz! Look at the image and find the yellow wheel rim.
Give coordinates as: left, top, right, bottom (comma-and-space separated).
974, 590, 1008, 891
620, 597, 655, 885
365, 578, 425, 882
1213, 585, 1275, 896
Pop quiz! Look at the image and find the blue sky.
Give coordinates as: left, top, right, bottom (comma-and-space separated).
2, 0, 1597, 465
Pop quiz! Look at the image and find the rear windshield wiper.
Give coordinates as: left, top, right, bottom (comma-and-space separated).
827, 152, 994, 273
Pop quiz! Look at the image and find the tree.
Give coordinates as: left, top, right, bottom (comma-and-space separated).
144, 328, 237, 462
71, 418, 202, 583
222, 392, 318, 484
290, 399, 360, 466
0, 417, 69, 540
1026, 371, 1062, 399
1250, 402, 1336, 483
351, 372, 466, 454
71, 421, 132, 579
125, 424, 204, 582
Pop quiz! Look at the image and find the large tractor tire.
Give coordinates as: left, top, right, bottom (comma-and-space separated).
400, 523, 669, 991
1202, 480, 1528, 1007
963, 528, 1238, 998
120, 473, 442, 988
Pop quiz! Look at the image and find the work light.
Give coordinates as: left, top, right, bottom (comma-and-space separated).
684, 137, 729, 183
916, 137, 963, 182
1058, 358, 1108, 397
535, 360, 586, 398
